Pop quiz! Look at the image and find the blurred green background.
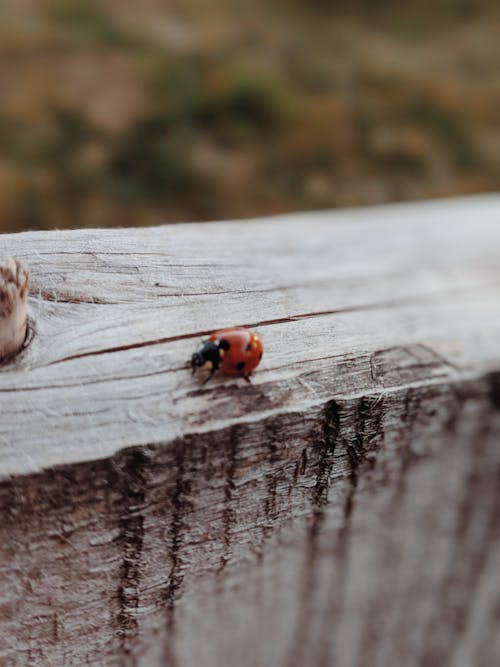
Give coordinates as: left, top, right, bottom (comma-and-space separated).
1, 0, 499, 232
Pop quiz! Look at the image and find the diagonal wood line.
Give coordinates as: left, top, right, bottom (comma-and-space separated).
41, 280, 500, 367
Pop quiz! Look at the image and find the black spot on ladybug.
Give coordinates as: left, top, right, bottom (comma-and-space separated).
219, 339, 230, 351
236, 361, 246, 371
245, 342, 252, 352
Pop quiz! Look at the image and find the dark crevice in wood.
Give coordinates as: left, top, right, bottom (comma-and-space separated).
313, 400, 341, 511
293, 447, 308, 485
343, 447, 361, 525
285, 401, 340, 667
112, 447, 150, 661
347, 395, 385, 512
397, 387, 422, 495
488, 371, 500, 410
262, 420, 283, 543
219, 426, 240, 572
337, 399, 375, 544
165, 441, 188, 631
316, 396, 386, 667
41, 283, 500, 368
349, 397, 370, 481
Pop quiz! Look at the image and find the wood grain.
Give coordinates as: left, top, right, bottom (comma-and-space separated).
1, 195, 499, 666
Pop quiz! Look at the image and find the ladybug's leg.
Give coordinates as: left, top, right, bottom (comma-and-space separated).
201, 356, 220, 385
201, 368, 215, 384
243, 374, 252, 384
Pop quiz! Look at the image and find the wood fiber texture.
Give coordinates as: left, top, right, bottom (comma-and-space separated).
1, 196, 499, 666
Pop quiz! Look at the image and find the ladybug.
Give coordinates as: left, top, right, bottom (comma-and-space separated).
191, 327, 263, 384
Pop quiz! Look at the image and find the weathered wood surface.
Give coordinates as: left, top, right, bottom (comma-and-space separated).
1, 195, 500, 666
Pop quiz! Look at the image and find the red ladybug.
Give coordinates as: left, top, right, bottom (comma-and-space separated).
191, 327, 263, 383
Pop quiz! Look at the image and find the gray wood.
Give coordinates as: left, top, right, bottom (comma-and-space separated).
1, 195, 499, 666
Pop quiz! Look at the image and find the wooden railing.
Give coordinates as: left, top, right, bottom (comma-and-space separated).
1, 195, 500, 666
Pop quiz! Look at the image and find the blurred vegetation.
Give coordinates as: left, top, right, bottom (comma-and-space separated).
0, 0, 499, 231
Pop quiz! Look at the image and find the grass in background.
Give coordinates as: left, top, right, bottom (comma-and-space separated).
0, 0, 499, 231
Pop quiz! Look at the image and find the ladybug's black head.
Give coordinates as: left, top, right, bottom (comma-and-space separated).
191, 340, 221, 375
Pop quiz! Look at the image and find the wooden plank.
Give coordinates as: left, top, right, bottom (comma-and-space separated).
1, 195, 500, 666
1, 195, 500, 476
3, 194, 500, 366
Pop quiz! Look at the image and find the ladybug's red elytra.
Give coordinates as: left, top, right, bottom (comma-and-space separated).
191, 327, 263, 384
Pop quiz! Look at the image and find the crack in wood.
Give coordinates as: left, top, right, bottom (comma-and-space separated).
293, 448, 308, 485
165, 442, 189, 630
313, 401, 341, 512
336, 395, 386, 535
256, 417, 293, 557
111, 447, 150, 660
355, 389, 424, 666
285, 401, 340, 667
41, 282, 500, 368
262, 422, 281, 536
312, 395, 387, 667
219, 425, 241, 571
488, 371, 500, 410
